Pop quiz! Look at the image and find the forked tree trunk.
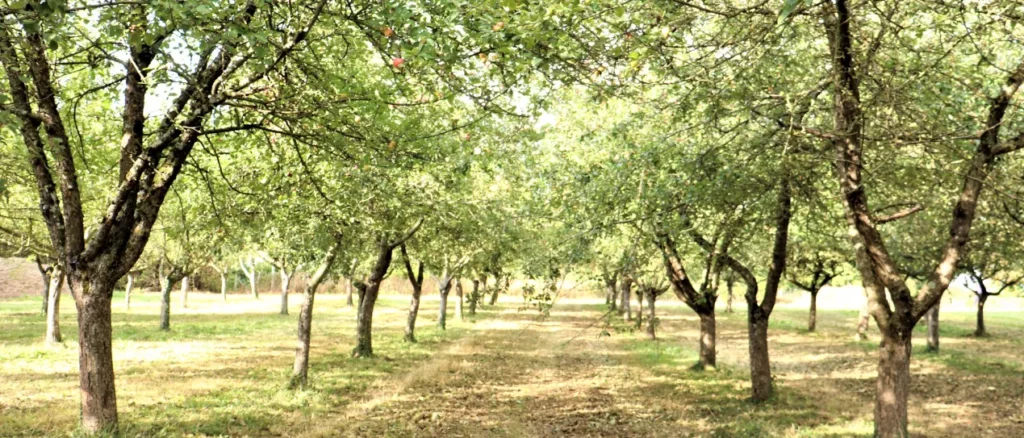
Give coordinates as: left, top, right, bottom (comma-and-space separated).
40, 266, 51, 314
808, 290, 818, 332
401, 245, 424, 343
75, 280, 118, 431
290, 244, 338, 389
280, 270, 291, 315
353, 242, 395, 358
926, 302, 940, 352
748, 313, 772, 402
45, 268, 64, 344
124, 274, 134, 310
179, 276, 189, 308
645, 290, 656, 340
975, 295, 987, 337
875, 330, 912, 437
455, 279, 464, 321
698, 312, 716, 369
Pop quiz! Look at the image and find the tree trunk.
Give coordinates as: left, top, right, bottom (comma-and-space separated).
75, 282, 118, 432
488, 276, 500, 305
725, 278, 734, 313
856, 297, 871, 340
248, 271, 258, 299
698, 312, 716, 369
875, 331, 912, 438
469, 279, 480, 315
124, 274, 134, 311
607, 278, 618, 311
219, 272, 227, 302
353, 243, 393, 358
290, 245, 338, 389
280, 270, 291, 315
808, 290, 818, 332
645, 290, 656, 340
438, 281, 451, 330
405, 285, 422, 342
621, 278, 632, 322
634, 287, 644, 329
455, 279, 464, 321
40, 267, 50, 314
345, 277, 354, 306
45, 268, 64, 344
748, 314, 773, 402
975, 295, 987, 337
159, 276, 173, 331
926, 302, 940, 352
179, 276, 189, 309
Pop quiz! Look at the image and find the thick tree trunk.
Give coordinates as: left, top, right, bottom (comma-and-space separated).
290, 245, 338, 389
606, 278, 618, 311
159, 276, 173, 331
280, 271, 291, 315
124, 274, 134, 310
353, 243, 394, 358
926, 302, 940, 352
875, 331, 912, 438
488, 276, 500, 305
45, 268, 64, 344
469, 279, 480, 315
455, 279, 464, 321
438, 287, 450, 330
698, 312, 716, 369
645, 290, 656, 340
179, 276, 189, 308
808, 290, 818, 332
748, 315, 773, 402
75, 283, 118, 432
975, 295, 987, 337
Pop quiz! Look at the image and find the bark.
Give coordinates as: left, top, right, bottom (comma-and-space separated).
469, 279, 480, 315
925, 302, 940, 352
45, 267, 64, 344
856, 292, 871, 341
401, 244, 424, 343
621, 277, 632, 322
290, 242, 339, 389
179, 276, 189, 308
240, 258, 259, 299
748, 316, 772, 402
76, 287, 118, 432
487, 274, 501, 305
38, 263, 51, 314
346, 278, 354, 306
353, 220, 422, 357
280, 269, 292, 315
437, 276, 452, 330
808, 290, 818, 332
159, 276, 174, 331
124, 274, 134, 310
645, 289, 657, 340
698, 312, 716, 369
219, 272, 227, 302
725, 277, 734, 313
975, 295, 987, 337
875, 331, 912, 438
634, 285, 644, 329
455, 279, 464, 321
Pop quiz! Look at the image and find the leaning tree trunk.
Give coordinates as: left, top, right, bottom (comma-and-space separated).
975, 294, 987, 337
488, 277, 500, 305
290, 244, 338, 389
159, 276, 174, 331
74, 279, 119, 431
405, 285, 422, 342
808, 289, 818, 332
698, 311, 716, 369
280, 270, 291, 315
875, 329, 912, 437
926, 302, 940, 352
124, 274, 134, 310
45, 268, 64, 344
645, 290, 656, 340
179, 276, 189, 308
455, 279, 464, 321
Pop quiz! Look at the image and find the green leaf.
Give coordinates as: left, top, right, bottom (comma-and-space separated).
778, 0, 802, 24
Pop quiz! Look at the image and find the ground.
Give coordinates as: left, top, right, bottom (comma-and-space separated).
1, 284, 1023, 437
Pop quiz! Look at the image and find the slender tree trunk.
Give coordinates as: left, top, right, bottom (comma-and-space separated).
45, 268, 64, 344
635, 287, 644, 329
645, 290, 656, 340
698, 312, 716, 369
75, 281, 118, 432
159, 276, 173, 331
248, 271, 258, 299
124, 274, 134, 311
455, 279, 464, 321
179, 276, 189, 308
438, 282, 451, 330
725, 278, 734, 313
280, 270, 291, 315
808, 290, 818, 332
606, 278, 618, 311
621, 278, 632, 322
40, 267, 50, 314
405, 286, 422, 342
290, 245, 338, 389
926, 302, 940, 352
220, 272, 227, 302
875, 331, 912, 438
469, 279, 480, 315
345, 278, 354, 306
488, 276, 500, 305
975, 295, 987, 337
748, 313, 773, 402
